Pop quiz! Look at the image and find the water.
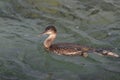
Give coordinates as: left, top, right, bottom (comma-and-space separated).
0, 0, 120, 80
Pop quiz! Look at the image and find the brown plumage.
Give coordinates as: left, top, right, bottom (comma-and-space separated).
39, 26, 119, 57
49, 43, 91, 57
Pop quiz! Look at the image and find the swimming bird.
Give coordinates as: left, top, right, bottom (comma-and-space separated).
38, 26, 119, 57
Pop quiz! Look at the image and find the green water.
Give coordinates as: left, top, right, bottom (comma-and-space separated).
0, 0, 120, 80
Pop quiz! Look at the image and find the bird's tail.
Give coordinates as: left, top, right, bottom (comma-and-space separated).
92, 48, 119, 57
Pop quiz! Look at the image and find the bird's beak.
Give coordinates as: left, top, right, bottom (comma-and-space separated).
37, 31, 46, 37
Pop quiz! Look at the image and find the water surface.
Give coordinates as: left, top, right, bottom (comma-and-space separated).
0, 0, 120, 80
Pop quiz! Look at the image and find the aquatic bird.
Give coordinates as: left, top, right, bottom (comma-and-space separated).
38, 26, 119, 57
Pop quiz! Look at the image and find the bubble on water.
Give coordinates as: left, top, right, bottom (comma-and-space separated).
108, 32, 112, 36
24, 34, 29, 37
75, 26, 79, 29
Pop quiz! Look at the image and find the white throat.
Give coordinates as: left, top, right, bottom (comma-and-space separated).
44, 33, 56, 48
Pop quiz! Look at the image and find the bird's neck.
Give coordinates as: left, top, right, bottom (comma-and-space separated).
44, 33, 56, 49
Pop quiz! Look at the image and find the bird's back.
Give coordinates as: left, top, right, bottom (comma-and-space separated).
49, 43, 91, 56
